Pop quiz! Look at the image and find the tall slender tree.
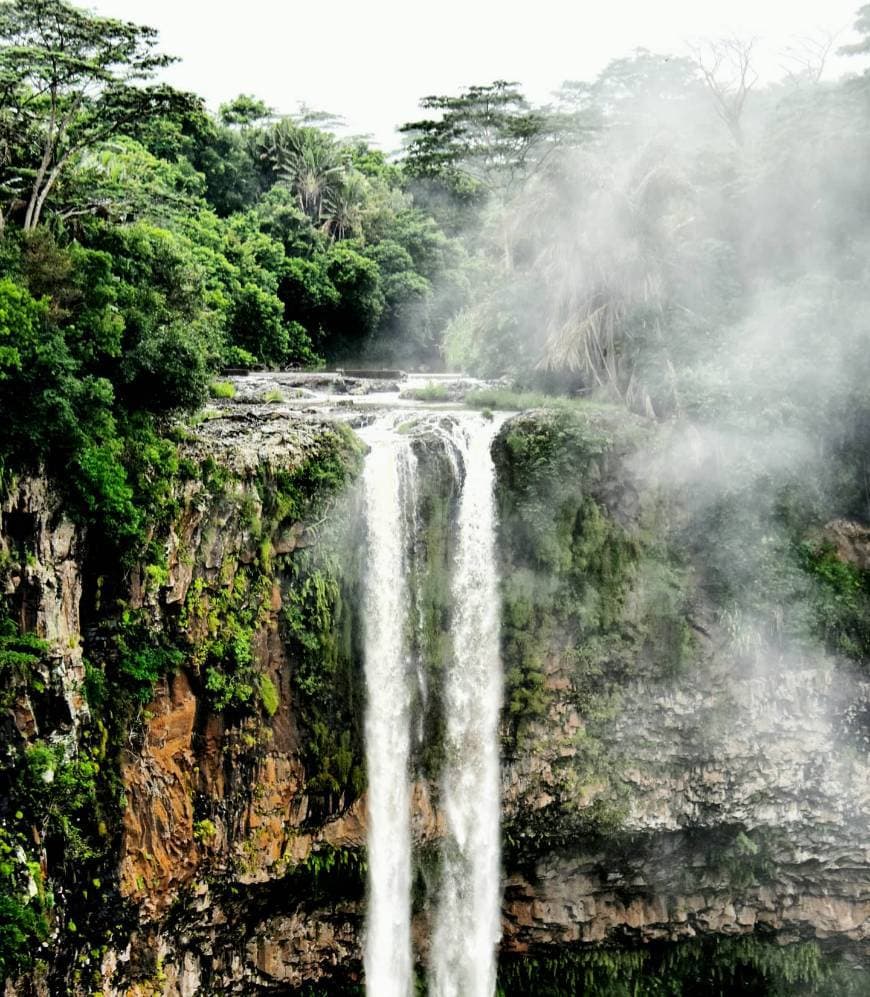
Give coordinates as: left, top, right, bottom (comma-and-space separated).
0, 0, 199, 231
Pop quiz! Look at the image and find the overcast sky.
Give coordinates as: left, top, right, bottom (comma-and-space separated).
91, 0, 864, 149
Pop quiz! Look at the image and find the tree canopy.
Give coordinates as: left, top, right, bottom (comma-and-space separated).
0, 0, 201, 231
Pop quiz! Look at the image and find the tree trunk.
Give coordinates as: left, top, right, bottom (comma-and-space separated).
30, 149, 76, 230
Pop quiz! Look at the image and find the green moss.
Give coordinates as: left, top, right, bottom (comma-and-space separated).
258, 423, 364, 528
281, 549, 364, 803
465, 388, 624, 414
257, 673, 279, 716
182, 571, 268, 713
192, 819, 217, 844
198, 455, 230, 496
494, 409, 693, 848
406, 441, 459, 781
797, 540, 870, 661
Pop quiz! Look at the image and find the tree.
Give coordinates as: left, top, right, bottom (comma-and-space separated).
839, 5, 870, 57
0, 0, 200, 231
781, 29, 842, 84
219, 93, 272, 129
321, 171, 367, 240
262, 123, 346, 225
690, 37, 759, 146
580, 49, 703, 119
400, 81, 556, 199
401, 82, 565, 268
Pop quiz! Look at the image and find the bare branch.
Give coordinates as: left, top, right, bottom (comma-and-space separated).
689, 36, 759, 146
780, 27, 844, 84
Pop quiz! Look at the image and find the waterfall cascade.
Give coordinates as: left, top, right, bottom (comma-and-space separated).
361, 431, 416, 997
360, 412, 504, 997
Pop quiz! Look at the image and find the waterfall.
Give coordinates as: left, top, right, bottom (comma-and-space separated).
362, 430, 415, 997
430, 420, 503, 997
361, 414, 503, 997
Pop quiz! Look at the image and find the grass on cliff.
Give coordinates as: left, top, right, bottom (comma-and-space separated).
208, 380, 237, 399
464, 387, 621, 413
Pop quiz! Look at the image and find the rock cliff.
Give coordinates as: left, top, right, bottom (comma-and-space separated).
3, 399, 870, 994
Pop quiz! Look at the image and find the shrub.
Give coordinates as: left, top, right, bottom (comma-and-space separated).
208, 380, 236, 399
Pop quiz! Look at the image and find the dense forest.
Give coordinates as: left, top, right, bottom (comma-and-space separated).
4, 0, 870, 990
1, 1, 870, 549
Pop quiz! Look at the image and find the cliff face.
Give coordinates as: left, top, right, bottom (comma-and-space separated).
495, 410, 870, 971
3, 401, 870, 995
2, 476, 88, 746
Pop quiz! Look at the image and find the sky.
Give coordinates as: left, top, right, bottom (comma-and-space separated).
91, 0, 865, 150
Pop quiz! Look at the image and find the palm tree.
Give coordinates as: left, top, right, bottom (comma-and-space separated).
321, 171, 368, 240
534, 143, 695, 414
264, 123, 346, 225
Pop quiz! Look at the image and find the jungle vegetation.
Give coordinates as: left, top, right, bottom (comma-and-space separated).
3, 0, 870, 989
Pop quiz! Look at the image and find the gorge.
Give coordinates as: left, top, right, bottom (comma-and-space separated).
4, 2, 870, 990
3, 372, 870, 995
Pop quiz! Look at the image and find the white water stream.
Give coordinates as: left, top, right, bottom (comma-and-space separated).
360, 411, 503, 997
218, 373, 506, 991
430, 420, 503, 997
361, 430, 416, 997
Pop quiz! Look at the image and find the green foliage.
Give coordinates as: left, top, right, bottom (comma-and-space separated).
82, 660, 108, 711
797, 541, 870, 661
114, 611, 184, 704
282, 844, 366, 899
209, 380, 237, 399
0, 276, 46, 380
192, 818, 217, 844
0, 609, 51, 710
73, 440, 142, 546
259, 424, 364, 524
495, 936, 859, 996
257, 673, 280, 716
400, 81, 560, 202
8, 742, 103, 864
0, 826, 49, 981
0, 616, 49, 677
403, 383, 450, 402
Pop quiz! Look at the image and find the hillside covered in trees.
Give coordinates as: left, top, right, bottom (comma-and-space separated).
1, 1, 870, 545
